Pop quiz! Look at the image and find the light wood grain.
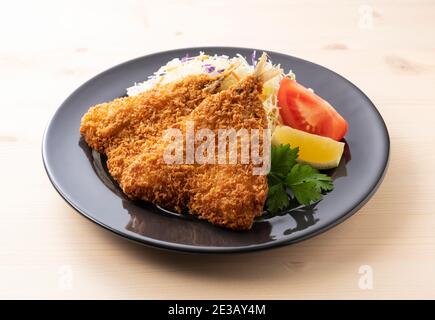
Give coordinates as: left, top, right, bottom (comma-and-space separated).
1, 0, 434, 299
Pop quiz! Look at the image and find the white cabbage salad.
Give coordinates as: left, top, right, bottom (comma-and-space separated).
126, 52, 294, 131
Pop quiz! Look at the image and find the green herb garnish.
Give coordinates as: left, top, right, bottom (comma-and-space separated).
266, 144, 334, 213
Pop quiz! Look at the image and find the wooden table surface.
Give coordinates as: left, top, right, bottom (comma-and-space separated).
1, 0, 434, 299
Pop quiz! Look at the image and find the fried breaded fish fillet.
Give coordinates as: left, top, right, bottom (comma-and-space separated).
80, 74, 224, 181
80, 54, 278, 230
120, 55, 278, 229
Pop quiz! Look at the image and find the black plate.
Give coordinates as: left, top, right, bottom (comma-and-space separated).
42, 47, 389, 253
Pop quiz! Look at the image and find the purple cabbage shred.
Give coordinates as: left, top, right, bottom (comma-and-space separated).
251, 50, 257, 66
181, 54, 193, 62
203, 64, 216, 73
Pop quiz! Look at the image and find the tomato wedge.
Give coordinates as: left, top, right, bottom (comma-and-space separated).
277, 77, 348, 141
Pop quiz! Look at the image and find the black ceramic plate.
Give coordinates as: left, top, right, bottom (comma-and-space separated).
42, 47, 389, 253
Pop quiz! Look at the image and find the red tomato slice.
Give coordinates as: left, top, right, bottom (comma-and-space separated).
277, 77, 348, 141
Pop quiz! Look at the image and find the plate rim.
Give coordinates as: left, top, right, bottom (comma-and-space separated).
42, 46, 390, 254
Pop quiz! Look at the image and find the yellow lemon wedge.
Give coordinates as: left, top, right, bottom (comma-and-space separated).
272, 126, 345, 169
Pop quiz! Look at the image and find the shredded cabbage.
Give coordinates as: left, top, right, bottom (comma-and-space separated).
126, 52, 295, 132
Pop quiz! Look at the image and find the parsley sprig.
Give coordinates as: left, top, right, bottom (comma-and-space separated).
266, 144, 334, 213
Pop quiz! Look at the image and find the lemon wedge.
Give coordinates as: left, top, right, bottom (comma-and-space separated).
272, 126, 345, 169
